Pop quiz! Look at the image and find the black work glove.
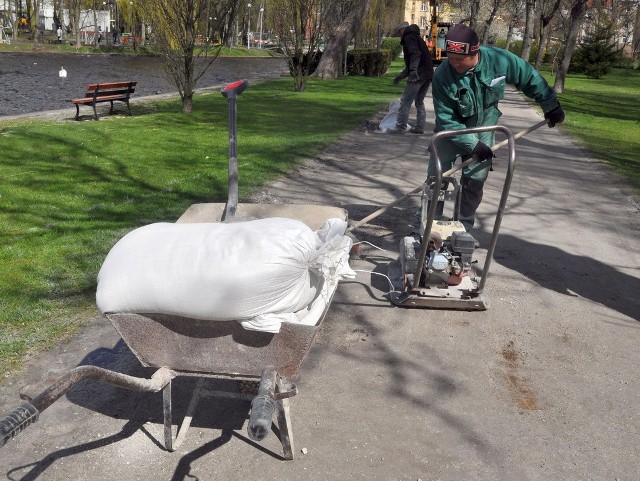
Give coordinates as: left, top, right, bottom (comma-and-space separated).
472, 142, 494, 162
393, 75, 404, 86
545, 105, 565, 128
408, 70, 419, 83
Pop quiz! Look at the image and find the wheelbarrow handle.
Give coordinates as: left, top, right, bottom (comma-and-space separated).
221, 80, 249, 221
0, 402, 39, 449
0, 366, 175, 449
221, 79, 249, 99
247, 366, 278, 442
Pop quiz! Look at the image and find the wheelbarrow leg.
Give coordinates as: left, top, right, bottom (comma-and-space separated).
163, 378, 207, 452
276, 378, 294, 460
163, 379, 173, 450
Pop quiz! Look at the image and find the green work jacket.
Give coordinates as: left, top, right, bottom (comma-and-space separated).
430, 46, 559, 178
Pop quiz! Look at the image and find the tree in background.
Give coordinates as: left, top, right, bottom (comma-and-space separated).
355, 0, 401, 49
603, 0, 637, 61
27, 0, 42, 46
478, 0, 509, 43
146, 0, 236, 113
313, 0, 372, 78
634, 1, 640, 59
469, 0, 481, 30
553, 0, 588, 93
533, 0, 563, 69
569, 23, 620, 78
269, 0, 327, 91
501, 0, 526, 51
519, 0, 535, 61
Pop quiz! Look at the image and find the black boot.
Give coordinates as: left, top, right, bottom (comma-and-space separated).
460, 177, 484, 231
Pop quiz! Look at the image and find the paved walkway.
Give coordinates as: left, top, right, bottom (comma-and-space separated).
1, 87, 639, 481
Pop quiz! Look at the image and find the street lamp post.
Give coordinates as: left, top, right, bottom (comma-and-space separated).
247, 3, 251, 49
258, 6, 264, 49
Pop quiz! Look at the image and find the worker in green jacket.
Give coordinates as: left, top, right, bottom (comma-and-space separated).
428, 24, 565, 231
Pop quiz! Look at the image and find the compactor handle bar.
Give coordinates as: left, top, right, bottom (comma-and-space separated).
415, 125, 517, 292
347, 119, 547, 233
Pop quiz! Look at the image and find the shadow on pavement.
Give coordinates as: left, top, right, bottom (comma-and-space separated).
6, 420, 142, 481
492, 234, 640, 323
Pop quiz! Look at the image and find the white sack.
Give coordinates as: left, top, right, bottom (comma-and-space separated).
96, 217, 354, 333
378, 99, 401, 133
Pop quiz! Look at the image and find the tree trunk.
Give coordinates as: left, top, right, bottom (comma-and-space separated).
75, 2, 82, 49
30, 0, 41, 47
505, 23, 514, 50
314, 34, 349, 79
553, 0, 588, 93
469, 0, 481, 31
12, 0, 18, 41
633, 1, 640, 59
534, 0, 562, 69
520, 0, 535, 62
480, 1, 501, 44
534, 24, 549, 69
314, 0, 372, 79
92, 9, 98, 46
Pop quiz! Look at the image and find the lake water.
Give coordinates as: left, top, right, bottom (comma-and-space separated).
0, 53, 288, 117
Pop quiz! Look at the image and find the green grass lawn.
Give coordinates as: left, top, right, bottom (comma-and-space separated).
0, 75, 397, 375
1, 62, 638, 377
540, 68, 640, 191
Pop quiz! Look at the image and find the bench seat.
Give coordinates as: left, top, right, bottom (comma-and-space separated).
70, 81, 137, 121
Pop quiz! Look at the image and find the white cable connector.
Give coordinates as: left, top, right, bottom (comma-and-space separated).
351, 269, 401, 296
351, 240, 387, 252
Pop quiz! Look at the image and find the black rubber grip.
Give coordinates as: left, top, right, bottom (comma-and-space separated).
247, 395, 276, 441
0, 402, 39, 448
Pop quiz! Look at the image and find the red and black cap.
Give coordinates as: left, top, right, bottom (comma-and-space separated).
445, 24, 480, 55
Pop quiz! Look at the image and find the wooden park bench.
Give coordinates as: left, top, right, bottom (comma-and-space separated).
70, 81, 137, 121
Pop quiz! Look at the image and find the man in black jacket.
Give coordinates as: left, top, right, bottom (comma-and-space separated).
392, 22, 434, 134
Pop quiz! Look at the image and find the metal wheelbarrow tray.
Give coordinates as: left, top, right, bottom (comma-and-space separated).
113, 200, 348, 383
0, 202, 348, 460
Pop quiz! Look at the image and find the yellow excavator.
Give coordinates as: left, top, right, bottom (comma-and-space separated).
428, 0, 451, 63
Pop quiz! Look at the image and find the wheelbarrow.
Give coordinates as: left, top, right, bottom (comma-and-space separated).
0, 80, 350, 460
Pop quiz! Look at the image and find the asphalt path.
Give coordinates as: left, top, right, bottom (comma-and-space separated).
0, 83, 639, 481
0, 52, 287, 117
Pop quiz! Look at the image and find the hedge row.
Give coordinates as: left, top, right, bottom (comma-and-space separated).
346, 49, 392, 76
288, 48, 393, 78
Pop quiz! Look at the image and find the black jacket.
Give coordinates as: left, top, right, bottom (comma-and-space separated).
401, 24, 434, 81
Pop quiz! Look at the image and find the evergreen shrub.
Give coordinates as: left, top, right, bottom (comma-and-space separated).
347, 49, 392, 76
569, 25, 621, 79
381, 37, 402, 60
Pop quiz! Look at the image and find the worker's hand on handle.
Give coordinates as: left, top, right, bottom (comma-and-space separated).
472, 141, 495, 163
544, 105, 565, 128
393, 70, 408, 85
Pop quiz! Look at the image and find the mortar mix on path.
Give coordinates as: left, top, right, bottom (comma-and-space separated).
1, 88, 639, 481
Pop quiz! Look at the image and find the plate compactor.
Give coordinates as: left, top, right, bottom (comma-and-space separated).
388, 125, 517, 310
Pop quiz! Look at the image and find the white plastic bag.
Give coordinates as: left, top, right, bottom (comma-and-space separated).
96, 217, 354, 333
378, 99, 401, 133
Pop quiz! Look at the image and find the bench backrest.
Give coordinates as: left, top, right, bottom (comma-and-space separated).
84, 82, 137, 99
